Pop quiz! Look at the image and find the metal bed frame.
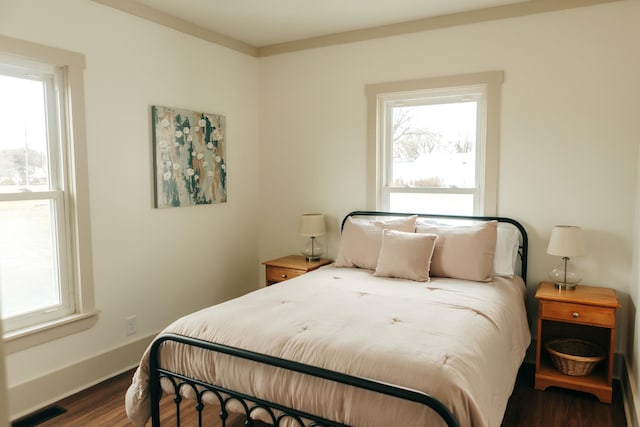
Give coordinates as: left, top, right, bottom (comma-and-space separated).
148, 211, 529, 427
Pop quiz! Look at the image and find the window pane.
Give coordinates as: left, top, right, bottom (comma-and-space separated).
0, 74, 50, 192
390, 192, 474, 216
391, 102, 476, 189
0, 199, 59, 318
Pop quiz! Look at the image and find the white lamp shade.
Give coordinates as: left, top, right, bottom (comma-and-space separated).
299, 214, 326, 237
547, 225, 586, 258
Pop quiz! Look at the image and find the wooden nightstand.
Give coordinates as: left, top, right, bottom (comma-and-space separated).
262, 255, 332, 286
534, 281, 621, 403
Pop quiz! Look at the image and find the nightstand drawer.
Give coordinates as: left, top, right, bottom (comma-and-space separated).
266, 266, 304, 284
540, 301, 615, 327
263, 256, 332, 286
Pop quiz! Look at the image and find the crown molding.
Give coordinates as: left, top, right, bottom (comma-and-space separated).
92, 0, 258, 57
92, 0, 622, 58
258, 0, 622, 56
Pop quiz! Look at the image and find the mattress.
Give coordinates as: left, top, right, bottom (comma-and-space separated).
126, 265, 530, 427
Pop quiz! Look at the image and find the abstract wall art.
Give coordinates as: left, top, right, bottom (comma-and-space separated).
151, 105, 227, 208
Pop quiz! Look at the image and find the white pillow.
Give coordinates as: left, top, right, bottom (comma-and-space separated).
494, 224, 520, 277
374, 230, 438, 282
335, 215, 417, 270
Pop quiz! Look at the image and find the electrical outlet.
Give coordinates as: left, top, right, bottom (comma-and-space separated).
126, 315, 137, 336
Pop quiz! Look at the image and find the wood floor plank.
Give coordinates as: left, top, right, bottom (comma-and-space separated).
15, 364, 626, 427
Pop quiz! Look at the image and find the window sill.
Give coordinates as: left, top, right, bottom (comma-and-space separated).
2, 310, 100, 354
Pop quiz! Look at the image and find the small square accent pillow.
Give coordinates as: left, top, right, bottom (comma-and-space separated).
416, 220, 497, 282
374, 230, 438, 282
334, 215, 417, 270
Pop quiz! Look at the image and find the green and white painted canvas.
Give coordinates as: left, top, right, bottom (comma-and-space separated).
152, 105, 226, 208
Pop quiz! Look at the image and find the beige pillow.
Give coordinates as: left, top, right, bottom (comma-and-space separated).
335, 215, 417, 270
374, 230, 438, 282
416, 220, 497, 282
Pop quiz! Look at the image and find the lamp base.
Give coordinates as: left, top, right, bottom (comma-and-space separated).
302, 236, 322, 262
554, 282, 577, 290
549, 257, 581, 291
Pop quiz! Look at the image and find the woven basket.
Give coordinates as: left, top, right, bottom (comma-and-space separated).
545, 338, 605, 376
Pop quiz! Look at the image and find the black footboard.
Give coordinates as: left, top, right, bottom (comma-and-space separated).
149, 333, 460, 427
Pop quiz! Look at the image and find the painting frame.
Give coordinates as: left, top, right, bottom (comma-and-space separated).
151, 105, 227, 208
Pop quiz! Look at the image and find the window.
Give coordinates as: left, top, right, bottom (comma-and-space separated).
0, 35, 96, 351
0, 59, 73, 331
366, 71, 503, 216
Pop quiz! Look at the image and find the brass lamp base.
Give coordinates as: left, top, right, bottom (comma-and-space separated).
555, 282, 577, 290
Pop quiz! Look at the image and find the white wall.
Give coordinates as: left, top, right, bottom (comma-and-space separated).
0, 318, 8, 427
259, 1, 640, 291
629, 149, 640, 425
258, 0, 640, 401
0, 0, 260, 415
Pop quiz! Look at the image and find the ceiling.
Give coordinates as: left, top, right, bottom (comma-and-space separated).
94, 0, 616, 56
126, 0, 527, 47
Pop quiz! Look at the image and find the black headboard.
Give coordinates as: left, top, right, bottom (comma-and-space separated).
341, 210, 528, 284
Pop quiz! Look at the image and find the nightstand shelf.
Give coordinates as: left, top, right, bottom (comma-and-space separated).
535, 281, 620, 403
536, 362, 611, 398
262, 255, 332, 286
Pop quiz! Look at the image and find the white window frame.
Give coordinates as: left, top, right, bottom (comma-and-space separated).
0, 60, 75, 331
366, 71, 503, 216
0, 35, 97, 353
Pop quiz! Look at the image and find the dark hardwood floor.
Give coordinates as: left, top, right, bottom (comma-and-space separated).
501, 364, 626, 427
12, 364, 627, 427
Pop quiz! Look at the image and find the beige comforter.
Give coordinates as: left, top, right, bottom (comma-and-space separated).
126, 265, 530, 427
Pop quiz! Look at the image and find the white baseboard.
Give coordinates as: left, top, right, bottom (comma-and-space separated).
622, 358, 640, 427
8, 332, 156, 420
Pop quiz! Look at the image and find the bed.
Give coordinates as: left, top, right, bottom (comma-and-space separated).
125, 211, 531, 427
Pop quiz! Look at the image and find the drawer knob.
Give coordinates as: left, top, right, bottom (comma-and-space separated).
572, 312, 580, 318
281, 274, 287, 279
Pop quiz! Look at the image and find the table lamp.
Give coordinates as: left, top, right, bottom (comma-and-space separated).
299, 214, 325, 261
546, 225, 586, 290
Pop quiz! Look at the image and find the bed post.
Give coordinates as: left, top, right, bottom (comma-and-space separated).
149, 338, 162, 427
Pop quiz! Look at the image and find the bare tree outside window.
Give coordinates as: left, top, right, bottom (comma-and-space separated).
389, 102, 477, 193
